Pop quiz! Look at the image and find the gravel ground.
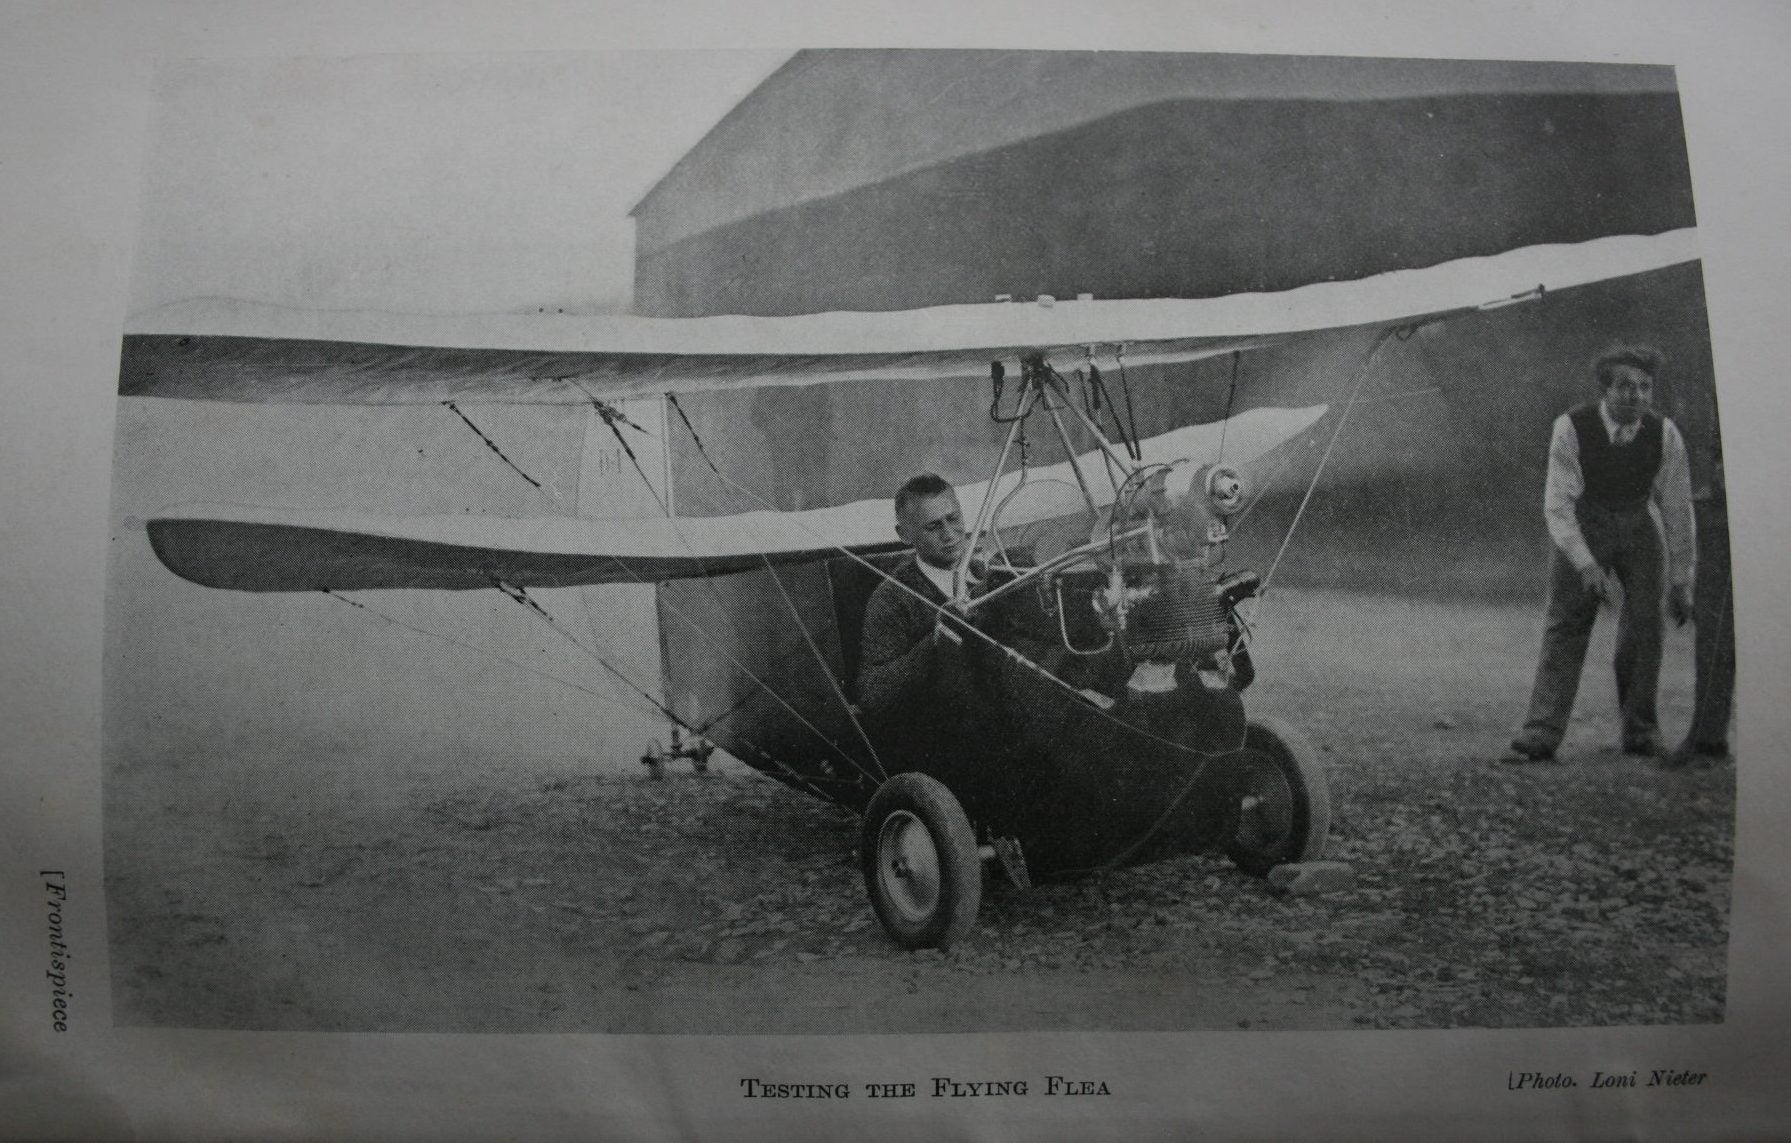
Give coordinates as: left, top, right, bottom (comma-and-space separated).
106, 588, 1732, 1033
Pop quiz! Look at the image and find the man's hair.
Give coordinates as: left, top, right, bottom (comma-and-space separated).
894, 472, 954, 517
1593, 343, 1664, 388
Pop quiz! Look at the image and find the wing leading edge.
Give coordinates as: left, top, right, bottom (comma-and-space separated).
119, 230, 1698, 406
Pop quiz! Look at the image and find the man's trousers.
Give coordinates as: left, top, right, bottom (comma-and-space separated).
1520, 505, 1666, 749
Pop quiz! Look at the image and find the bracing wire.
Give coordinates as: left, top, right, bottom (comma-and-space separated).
581, 389, 752, 649
488, 577, 855, 807
443, 400, 551, 494
664, 410, 1248, 765
600, 551, 888, 791
559, 382, 764, 749
1215, 350, 1241, 466
1230, 431, 1308, 530
489, 579, 693, 727
1114, 345, 1143, 462
1250, 326, 1403, 629
650, 394, 891, 783
687, 637, 854, 740
667, 393, 723, 477
433, 384, 878, 796
753, 554, 889, 782
321, 588, 668, 725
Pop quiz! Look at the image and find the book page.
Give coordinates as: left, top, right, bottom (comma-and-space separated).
4, 3, 1789, 1139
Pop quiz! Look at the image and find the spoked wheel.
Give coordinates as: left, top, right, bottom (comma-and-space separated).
1224, 717, 1331, 876
861, 773, 982, 950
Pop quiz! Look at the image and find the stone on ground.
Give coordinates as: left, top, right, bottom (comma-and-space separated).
1267, 861, 1356, 896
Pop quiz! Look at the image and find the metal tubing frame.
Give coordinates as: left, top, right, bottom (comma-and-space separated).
955, 378, 1042, 600
952, 352, 1152, 613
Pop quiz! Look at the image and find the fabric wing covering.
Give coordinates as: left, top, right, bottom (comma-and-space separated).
121, 231, 1697, 405
145, 405, 1327, 591
131, 228, 1698, 593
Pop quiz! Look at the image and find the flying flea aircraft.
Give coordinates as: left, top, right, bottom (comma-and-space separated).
121, 227, 1699, 950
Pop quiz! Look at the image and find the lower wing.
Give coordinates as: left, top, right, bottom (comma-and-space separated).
143, 405, 1327, 592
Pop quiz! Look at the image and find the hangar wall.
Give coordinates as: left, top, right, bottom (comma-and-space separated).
630, 50, 1718, 599
631, 50, 1722, 773
636, 91, 1693, 317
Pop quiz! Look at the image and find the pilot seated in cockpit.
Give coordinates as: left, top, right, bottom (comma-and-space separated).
856, 473, 977, 722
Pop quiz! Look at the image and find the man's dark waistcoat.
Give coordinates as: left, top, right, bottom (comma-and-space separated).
1569, 402, 1664, 512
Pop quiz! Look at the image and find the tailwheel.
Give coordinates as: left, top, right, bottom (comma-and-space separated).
861, 773, 982, 950
1224, 717, 1331, 876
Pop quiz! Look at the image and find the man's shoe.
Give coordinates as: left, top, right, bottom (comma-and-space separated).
1502, 735, 1557, 763
1622, 733, 1663, 758
1663, 739, 1731, 769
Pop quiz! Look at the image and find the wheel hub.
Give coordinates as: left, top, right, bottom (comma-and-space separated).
877, 810, 941, 923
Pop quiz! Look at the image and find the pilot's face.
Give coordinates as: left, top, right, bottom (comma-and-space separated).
897, 491, 966, 570
1602, 363, 1654, 425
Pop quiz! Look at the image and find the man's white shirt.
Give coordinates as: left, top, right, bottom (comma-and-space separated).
1542, 398, 1695, 587
916, 557, 957, 601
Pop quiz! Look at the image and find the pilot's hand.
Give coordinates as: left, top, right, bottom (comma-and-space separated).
1578, 564, 1612, 604
1667, 583, 1693, 627
933, 605, 984, 646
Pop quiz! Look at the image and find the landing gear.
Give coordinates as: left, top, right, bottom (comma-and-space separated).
1224, 717, 1331, 876
639, 727, 715, 779
861, 773, 982, 950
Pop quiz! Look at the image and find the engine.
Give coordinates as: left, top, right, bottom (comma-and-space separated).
1089, 463, 1259, 691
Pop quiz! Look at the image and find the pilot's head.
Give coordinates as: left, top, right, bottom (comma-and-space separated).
894, 473, 965, 570
1593, 343, 1663, 426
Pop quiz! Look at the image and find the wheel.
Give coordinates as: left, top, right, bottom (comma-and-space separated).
1223, 717, 1331, 876
860, 773, 982, 950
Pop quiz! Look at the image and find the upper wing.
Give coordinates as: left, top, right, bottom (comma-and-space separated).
144, 404, 1328, 592
119, 230, 1698, 406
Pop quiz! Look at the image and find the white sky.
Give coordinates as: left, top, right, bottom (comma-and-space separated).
128, 50, 790, 316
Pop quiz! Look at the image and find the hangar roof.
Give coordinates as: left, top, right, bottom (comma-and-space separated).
630, 49, 1677, 254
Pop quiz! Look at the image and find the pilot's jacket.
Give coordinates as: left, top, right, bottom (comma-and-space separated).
856, 557, 949, 719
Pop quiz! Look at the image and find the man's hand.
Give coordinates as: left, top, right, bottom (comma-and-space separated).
1667, 583, 1693, 627
933, 604, 983, 646
1577, 564, 1612, 604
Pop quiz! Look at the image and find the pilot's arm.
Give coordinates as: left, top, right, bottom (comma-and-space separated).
857, 581, 945, 718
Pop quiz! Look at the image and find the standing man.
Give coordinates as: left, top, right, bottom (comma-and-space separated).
1507, 345, 1695, 762
857, 473, 971, 720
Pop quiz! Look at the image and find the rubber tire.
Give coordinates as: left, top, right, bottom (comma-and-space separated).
861, 773, 982, 951
1223, 717, 1331, 876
